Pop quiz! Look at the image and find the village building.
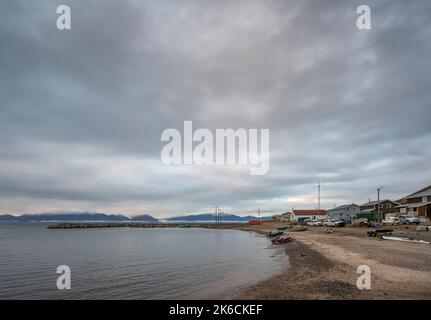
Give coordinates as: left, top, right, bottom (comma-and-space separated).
359, 199, 399, 220
291, 210, 327, 222
278, 212, 292, 222
271, 214, 281, 221
395, 185, 431, 219
327, 204, 360, 221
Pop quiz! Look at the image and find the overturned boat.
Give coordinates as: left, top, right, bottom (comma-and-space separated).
271, 234, 293, 245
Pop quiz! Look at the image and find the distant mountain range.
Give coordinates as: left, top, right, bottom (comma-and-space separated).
0, 212, 158, 222
165, 213, 271, 222
0, 212, 270, 223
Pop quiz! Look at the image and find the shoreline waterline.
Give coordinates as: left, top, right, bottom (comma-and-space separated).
3, 221, 431, 299
0, 223, 290, 300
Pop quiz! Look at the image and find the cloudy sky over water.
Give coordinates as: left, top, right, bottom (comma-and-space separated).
1, 0, 430, 217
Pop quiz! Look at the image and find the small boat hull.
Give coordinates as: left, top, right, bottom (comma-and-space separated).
267, 231, 284, 238
271, 234, 293, 245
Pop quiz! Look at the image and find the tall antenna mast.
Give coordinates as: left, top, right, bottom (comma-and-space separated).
377, 186, 383, 221
318, 179, 321, 211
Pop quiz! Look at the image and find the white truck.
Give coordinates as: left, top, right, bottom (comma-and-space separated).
382, 216, 400, 226
323, 219, 346, 227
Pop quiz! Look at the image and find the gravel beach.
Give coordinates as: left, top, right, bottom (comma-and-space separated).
231, 222, 431, 299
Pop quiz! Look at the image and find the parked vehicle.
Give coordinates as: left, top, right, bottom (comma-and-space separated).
352, 218, 368, 227
367, 229, 393, 237
398, 215, 420, 225
323, 219, 333, 227
306, 220, 323, 227
323, 219, 345, 228
382, 216, 400, 225
336, 220, 346, 227
301, 218, 312, 225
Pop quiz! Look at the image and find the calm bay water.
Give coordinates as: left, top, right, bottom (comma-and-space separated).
0, 223, 288, 299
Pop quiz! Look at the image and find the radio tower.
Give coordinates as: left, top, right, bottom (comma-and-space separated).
318, 179, 321, 212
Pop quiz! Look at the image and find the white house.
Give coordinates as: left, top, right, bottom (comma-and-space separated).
327, 204, 360, 221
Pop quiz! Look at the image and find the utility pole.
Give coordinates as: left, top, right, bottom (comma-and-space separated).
377, 186, 383, 221
318, 179, 321, 212
215, 206, 218, 226
258, 208, 261, 221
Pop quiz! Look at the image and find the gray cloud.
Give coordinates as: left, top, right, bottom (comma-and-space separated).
0, 0, 430, 217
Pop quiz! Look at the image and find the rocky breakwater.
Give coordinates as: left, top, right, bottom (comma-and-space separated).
47, 222, 184, 229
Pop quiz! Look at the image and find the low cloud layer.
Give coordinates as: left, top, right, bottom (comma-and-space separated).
1, 0, 430, 217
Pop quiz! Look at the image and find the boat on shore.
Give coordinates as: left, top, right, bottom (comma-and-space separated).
266, 230, 284, 238
290, 226, 308, 232
271, 234, 293, 245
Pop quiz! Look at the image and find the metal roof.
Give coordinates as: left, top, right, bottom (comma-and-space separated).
396, 201, 431, 208
293, 210, 327, 216
360, 199, 398, 206
327, 204, 359, 211
406, 191, 431, 199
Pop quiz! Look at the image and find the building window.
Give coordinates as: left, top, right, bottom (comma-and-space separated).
423, 197, 427, 203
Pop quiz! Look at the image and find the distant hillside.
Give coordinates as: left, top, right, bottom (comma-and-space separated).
0, 214, 17, 221
165, 213, 271, 222
0, 212, 271, 223
130, 214, 159, 222
0, 212, 158, 222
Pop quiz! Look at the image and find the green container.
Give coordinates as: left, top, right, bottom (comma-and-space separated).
357, 212, 378, 221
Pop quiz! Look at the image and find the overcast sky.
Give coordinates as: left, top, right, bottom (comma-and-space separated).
1, 0, 430, 217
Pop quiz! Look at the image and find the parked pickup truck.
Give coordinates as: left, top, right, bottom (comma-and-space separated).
306, 220, 323, 227
323, 219, 345, 228
398, 215, 420, 225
